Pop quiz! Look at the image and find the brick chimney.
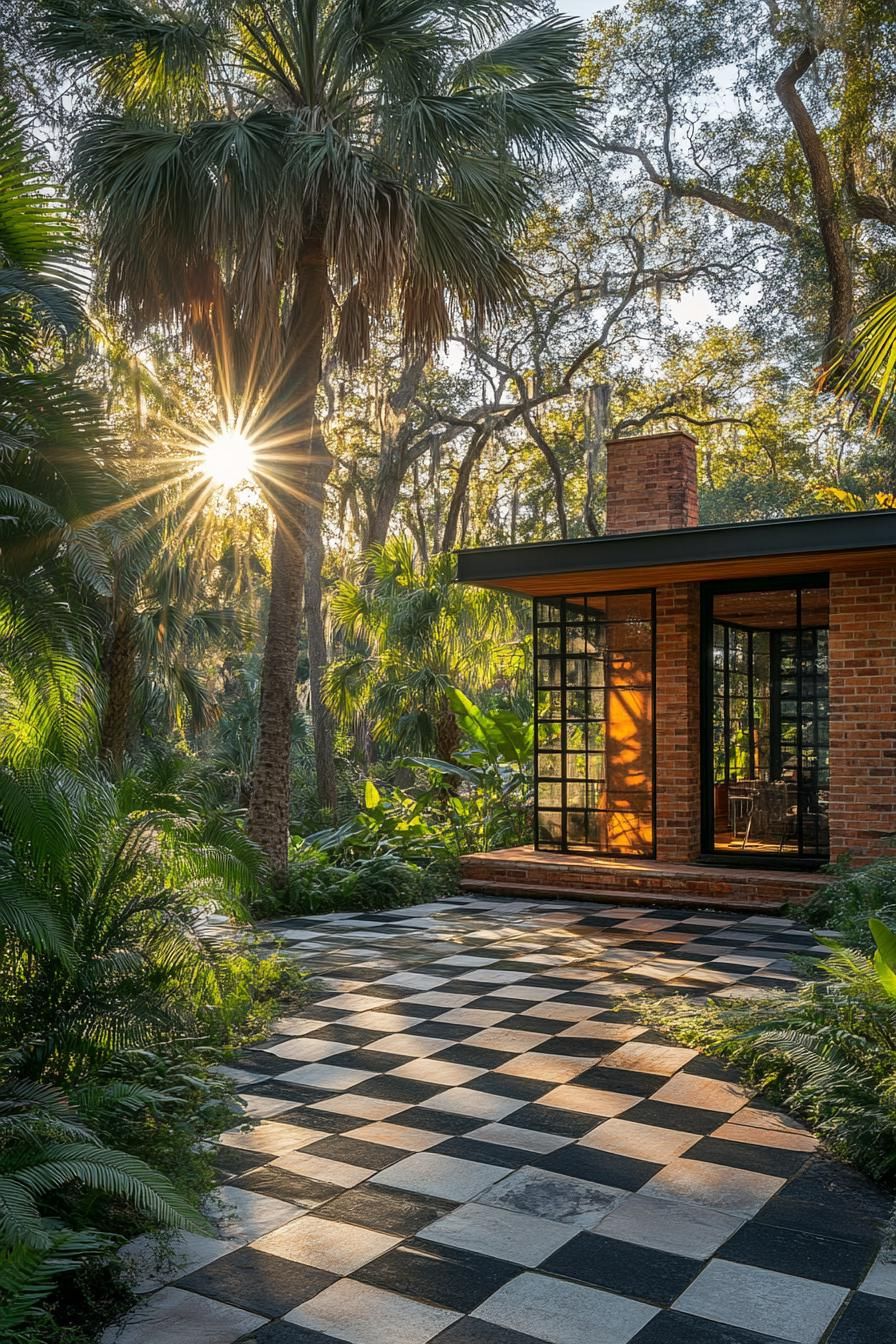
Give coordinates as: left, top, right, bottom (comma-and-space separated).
604, 430, 698, 534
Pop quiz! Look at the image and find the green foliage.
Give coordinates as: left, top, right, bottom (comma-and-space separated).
0, 758, 302, 1334
325, 539, 526, 759
305, 776, 449, 867
0, 1067, 208, 1332
409, 685, 532, 853
821, 290, 896, 429
265, 846, 439, 919
805, 853, 896, 950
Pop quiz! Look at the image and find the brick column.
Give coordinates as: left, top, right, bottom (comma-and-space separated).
654, 582, 702, 860
605, 431, 698, 535
828, 565, 896, 862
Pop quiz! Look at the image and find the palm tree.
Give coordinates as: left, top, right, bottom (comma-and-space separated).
40, 0, 592, 880
819, 289, 896, 428
0, 99, 121, 763
324, 536, 523, 761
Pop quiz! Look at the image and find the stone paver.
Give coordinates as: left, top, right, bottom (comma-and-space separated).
107, 895, 894, 1344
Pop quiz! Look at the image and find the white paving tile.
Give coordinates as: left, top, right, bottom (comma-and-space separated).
641, 1157, 784, 1217
673, 1260, 849, 1343
419, 1199, 577, 1265
538, 1084, 641, 1117
345, 1120, 450, 1151
285, 1279, 460, 1344
217, 1120, 322, 1155
263, 1036, 354, 1061
389, 1057, 486, 1085
477, 1165, 626, 1229
251, 1214, 399, 1272
861, 1257, 896, 1299
270, 1151, 375, 1186
419, 1085, 525, 1120
473, 1271, 658, 1343
305, 1093, 409, 1121
580, 1118, 702, 1162
371, 1151, 511, 1200
277, 1063, 376, 1090
469, 1122, 573, 1154
596, 1192, 746, 1259
118, 1231, 238, 1295
100, 1286, 265, 1344
367, 1033, 452, 1058
203, 1185, 299, 1241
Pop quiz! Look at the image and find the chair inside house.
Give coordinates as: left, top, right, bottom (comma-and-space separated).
709, 583, 829, 861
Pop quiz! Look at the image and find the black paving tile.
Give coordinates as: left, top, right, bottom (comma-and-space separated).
314, 1184, 457, 1235
212, 1143, 273, 1175
252, 1323, 343, 1344
718, 1220, 878, 1286
623, 1099, 733, 1133
349, 1074, 443, 1103
507, 1102, 600, 1137
631, 1310, 790, 1343
430, 1136, 539, 1169
573, 1065, 668, 1097
685, 1136, 810, 1179
431, 1318, 547, 1344
827, 1290, 896, 1342
232, 1166, 345, 1208
302, 1134, 409, 1168
531, 1143, 662, 1190
395, 1105, 486, 1135
177, 1246, 335, 1316
542, 1231, 701, 1305
470, 1072, 554, 1101
353, 1238, 520, 1312
426, 1043, 514, 1071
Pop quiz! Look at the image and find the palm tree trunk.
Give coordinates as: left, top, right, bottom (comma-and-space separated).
248, 242, 331, 881
304, 496, 338, 815
100, 614, 135, 773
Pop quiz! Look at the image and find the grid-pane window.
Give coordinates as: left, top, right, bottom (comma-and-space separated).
534, 592, 655, 857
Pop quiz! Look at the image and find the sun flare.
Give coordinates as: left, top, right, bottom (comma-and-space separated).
200, 428, 255, 488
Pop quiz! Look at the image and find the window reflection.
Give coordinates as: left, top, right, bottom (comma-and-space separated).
534, 593, 655, 857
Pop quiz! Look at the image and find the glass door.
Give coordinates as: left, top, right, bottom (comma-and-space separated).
702, 580, 829, 862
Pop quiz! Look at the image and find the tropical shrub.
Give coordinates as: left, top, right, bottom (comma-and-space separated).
268, 846, 435, 918
411, 686, 533, 854
0, 1066, 208, 1334
805, 851, 896, 950
325, 540, 526, 761
0, 762, 303, 1335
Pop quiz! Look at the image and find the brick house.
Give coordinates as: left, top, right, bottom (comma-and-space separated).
455, 431, 896, 910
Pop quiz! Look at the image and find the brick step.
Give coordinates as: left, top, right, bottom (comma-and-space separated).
459, 877, 786, 912
458, 847, 828, 912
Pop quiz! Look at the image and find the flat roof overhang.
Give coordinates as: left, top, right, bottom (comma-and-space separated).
455, 510, 896, 597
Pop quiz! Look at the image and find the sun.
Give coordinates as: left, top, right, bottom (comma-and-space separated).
199, 428, 255, 488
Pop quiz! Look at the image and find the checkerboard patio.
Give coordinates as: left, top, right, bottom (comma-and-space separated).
107, 896, 895, 1344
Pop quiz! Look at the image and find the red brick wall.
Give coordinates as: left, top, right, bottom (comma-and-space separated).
605, 431, 699, 535
654, 582, 702, 860
828, 564, 896, 862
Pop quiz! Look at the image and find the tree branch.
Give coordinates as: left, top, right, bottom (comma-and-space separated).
773, 42, 853, 352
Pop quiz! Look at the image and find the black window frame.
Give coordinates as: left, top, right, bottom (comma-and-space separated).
533, 588, 657, 859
